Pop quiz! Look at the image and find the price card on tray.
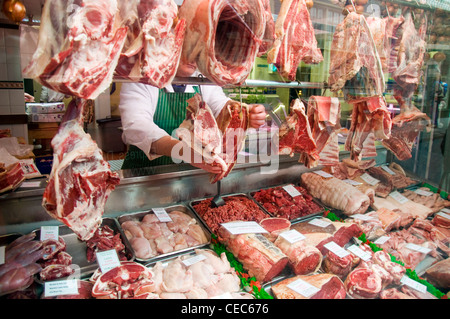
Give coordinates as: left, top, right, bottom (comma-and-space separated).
313, 170, 333, 178
350, 214, 376, 221
44, 279, 78, 297
400, 275, 427, 294
437, 211, 450, 220
414, 189, 433, 197
287, 278, 320, 298
360, 173, 380, 186
343, 179, 362, 186
152, 208, 173, 223
279, 229, 306, 244
347, 244, 372, 261
323, 241, 350, 258
283, 184, 302, 198
182, 254, 207, 267
441, 208, 450, 214
381, 165, 396, 175
405, 243, 432, 255
373, 236, 390, 245
40, 226, 59, 241
96, 249, 121, 274
389, 191, 409, 204
308, 218, 331, 228
0, 246, 5, 265
221, 221, 268, 235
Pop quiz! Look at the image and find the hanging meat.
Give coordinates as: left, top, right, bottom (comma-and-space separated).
176, 94, 249, 183
257, 0, 275, 57
267, 0, 323, 80
178, 0, 266, 86
22, 0, 128, 100
328, 12, 385, 98
42, 98, 120, 241
114, 0, 187, 88
300, 96, 341, 168
344, 96, 392, 161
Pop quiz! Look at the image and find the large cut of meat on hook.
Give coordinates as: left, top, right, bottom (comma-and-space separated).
328, 12, 385, 97
22, 0, 128, 100
278, 99, 319, 163
178, 0, 266, 86
257, 0, 275, 57
344, 96, 392, 161
42, 99, 120, 241
392, 12, 427, 103
114, 0, 187, 88
382, 106, 430, 161
176, 94, 249, 183
385, 15, 405, 73
267, 0, 323, 80
300, 96, 341, 168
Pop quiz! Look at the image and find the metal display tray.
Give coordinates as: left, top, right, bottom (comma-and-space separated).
117, 204, 212, 264
248, 183, 326, 224
189, 193, 271, 235
32, 217, 135, 282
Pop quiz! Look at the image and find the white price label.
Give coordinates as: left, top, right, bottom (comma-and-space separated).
20, 181, 41, 188
381, 165, 396, 175
324, 241, 350, 258
280, 229, 306, 244
343, 179, 362, 186
152, 208, 173, 223
0, 246, 5, 265
44, 279, 78, 297
221, 221, 268, 235
182, 254, 207, 267
414, 189, 433, 197
313, 170, 333, 178
360, 173, 380, 186
437, 212, 450, 220
283, 184, 302, 198
287, 278, 320, 298
405, 243, 432, 255
373, 236, 390, 245
441, 208, 450, 214
40, 226, 59, 241
351, 214, 376, 221
389, 191, 409, 204
308, 218, 331, 228
400, 275, 427, 294
96, 249, 121, 274
347, 244, 372, 261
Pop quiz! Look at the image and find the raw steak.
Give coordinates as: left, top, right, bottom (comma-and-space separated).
23, 0, 128, 100
218, 225, 288, 282
260, 217, 291, 242
0, 162, 25, 194
271, 273, 346, 299
114, 0, 187, 88
267, 0, 323, 80
179, 0, 266, 86
300, 172, 371, 216
424, 258, 450, 289
42, 99, 120, 241
344, 267, 382, 299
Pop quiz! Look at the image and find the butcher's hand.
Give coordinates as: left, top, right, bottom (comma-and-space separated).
248, 104, 267, 128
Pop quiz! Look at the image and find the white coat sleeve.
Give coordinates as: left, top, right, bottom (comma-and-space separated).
118, 82, 167, 160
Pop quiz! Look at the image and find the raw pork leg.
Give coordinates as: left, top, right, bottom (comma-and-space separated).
42, 99, 120, 241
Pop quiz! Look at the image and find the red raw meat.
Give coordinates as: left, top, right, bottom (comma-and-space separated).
40, 265, 75, 282
42, 99, 120, 241
86, 225, 127, 262
0, 162, 25, 194
345, 267, 382, 299
257, 0, 275, 57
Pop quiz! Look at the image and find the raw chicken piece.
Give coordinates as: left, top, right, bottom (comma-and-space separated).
155, 236, 174, 254
185, 288, 209, 299
196, 249, 231, 274
140, 222, 162, 240
142, 214, 160, 224
189, 262, 218, 289
161, 259, 193, 293
129, 237, 154, 259
121, 220, 144, 238
187, 224, 208, 244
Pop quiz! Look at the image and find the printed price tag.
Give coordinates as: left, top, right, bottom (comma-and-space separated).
405, 243, 432, 255
152, 208, 173, 223
360, 173, 380, 186
0, 246, 5, 265
313, 170, 333, 178
221, 221, 268, 235
44, 279, 78, 297
280, 229, 306, 244
40, 226, 59, 241
283, 184, 302, 198
347, 244, 372, 261
414, 189, 433, 197
437, 212, 450, 220
287, 278, 320, 298
20, 181, 41, 188
182, 254, 207, 267
308, 218, 331, 228
350, 214, 376, 221
96, 249, 121, 274
373, 236, 390, 245
343, 179, 362, 186
323, 241, 350, 258
441, 208, 450, 214
389, 191, 409, 204
400, 275, 427, 294
381, 165, 396, 175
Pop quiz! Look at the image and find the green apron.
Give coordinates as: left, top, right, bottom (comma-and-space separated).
121, 87, 199, 169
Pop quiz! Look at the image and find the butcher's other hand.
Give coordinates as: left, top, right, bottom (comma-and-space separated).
249, 104, 267, 128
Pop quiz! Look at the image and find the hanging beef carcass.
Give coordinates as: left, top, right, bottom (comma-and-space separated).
176, 94, 249, 183
328, 12, 385, 98
42, 98, 120, 241
267, 0, 323, 80
114, 0, 187, 88
257, 0, 275, 57
178, 0, 266, 86
300, 96, 341, 168
22, 0, 128, 100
